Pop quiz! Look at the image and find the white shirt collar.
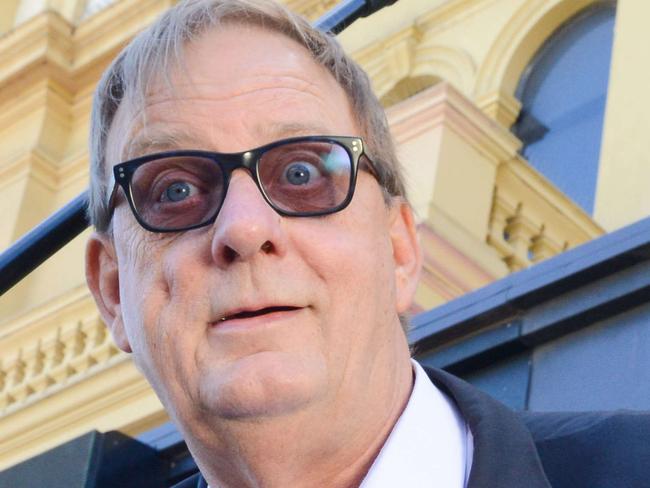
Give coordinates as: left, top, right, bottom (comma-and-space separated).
359, 360, 473, 488
207, 360, 473, 488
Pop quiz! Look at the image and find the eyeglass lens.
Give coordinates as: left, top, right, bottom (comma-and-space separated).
128, 140, 353, 230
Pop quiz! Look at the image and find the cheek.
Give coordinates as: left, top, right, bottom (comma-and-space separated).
300, 214, 397, 341
117, 243, 212, 411
115, 227, 208, 375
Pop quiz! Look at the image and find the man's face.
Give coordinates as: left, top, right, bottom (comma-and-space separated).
87, 24, 420, 437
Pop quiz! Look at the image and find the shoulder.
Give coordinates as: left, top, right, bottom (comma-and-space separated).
520, 410, 650, 488
422, 365, 650, 487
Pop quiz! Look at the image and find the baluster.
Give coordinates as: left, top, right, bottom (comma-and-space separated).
27, 340, 53, 394
69, 322, 94, 374
503, 206, 540, 271
488, 191, 517, 260
45, 329, 74, 384
0, 362, 7, 410
5, 351, 29, 405
529, 227, 564, 262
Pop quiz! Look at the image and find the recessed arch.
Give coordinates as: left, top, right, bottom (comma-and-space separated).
413, 44, 476, 96
474, 0, 600, 99
512, 3, 616, 214
376, 44, 475, 106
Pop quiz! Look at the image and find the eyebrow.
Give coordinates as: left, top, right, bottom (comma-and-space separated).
123, 128, 203, 160
260, 122, 334, 141
122, 121, 337, 161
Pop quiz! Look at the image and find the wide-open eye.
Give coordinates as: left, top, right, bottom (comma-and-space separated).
129, 155, 225, 230
162, 181, 199, 202
258, 140, 353, 214
283, 161, 322, 186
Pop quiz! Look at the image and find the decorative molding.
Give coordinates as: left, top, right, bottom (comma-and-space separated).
0, 289, 124, 415
25, 150, 61, 191
417, 221, 496, 308
474, 0, 596, 98
387, 82, 521, 164
353, 21, 477, 105
506, 154, 603, 238
58, 152, 90, 188
0, 0, 173, 95
488, 155, 604, 271
384, 83, 601, 273
0, 150, 78, 192
0, 286, 166, 469
475, 89, 522, 129
0, 154, 30, 191
0, 357, 160, 470
425, 203, 509, 279
73, 0, 174, 72
0, 10, 73, 92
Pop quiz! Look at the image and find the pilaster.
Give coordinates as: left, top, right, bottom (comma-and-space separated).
594, 0, 650, 229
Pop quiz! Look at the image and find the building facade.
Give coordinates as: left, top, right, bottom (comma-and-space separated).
1, 0, 648, 474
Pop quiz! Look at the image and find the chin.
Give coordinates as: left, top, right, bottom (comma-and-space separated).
198, 350, 327, 420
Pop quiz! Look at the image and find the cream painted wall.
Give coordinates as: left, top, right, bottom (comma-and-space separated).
594, 0, 650, 230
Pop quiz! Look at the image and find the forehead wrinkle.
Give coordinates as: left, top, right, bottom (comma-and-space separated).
257, 121, 338, 141
145, 71, 332, 105
125, 126, 205, 159
117, 64, 354, 159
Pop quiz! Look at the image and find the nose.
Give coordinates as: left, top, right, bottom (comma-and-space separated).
210, 170, 287, 267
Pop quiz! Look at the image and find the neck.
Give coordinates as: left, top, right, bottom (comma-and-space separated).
185, 332, 413, 488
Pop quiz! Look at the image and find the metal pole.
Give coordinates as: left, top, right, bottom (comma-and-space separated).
0, 191, 89, 296
316, 0, 398, 34
0, 0, 399, 296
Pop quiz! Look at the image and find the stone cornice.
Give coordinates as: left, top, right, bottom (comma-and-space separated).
0, 154, 30, 190
0, 11, 73, 92
0, 0, 348, 97
0, 0, 173, 95
387, 82, 522, 164
0, 149, 84, 192
73, 0, 175, 71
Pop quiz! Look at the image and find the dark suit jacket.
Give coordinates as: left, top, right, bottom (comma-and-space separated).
173, 367, 650, 487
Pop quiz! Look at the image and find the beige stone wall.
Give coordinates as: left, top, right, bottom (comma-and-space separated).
2, 0, 641, 469
594, 0, 650, 229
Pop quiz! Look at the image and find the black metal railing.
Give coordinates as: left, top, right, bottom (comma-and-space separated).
0, 0, 397, 297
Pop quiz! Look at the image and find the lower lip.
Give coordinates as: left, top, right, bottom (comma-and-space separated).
210, 308, 302, 332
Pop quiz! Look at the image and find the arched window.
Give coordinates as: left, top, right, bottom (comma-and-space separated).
512, 2, 616, 214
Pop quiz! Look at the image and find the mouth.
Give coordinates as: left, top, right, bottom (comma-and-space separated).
217, 305, 301, 323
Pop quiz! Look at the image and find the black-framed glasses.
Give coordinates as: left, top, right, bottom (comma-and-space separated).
108, 135, 375, 232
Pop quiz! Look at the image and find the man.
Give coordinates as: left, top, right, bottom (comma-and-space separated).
84, 1, 648, 487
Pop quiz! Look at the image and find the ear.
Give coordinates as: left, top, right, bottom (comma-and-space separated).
388, 200, 422, 314
85, 232, 132, 353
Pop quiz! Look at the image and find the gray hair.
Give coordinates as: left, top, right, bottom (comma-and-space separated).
88, 0, 407, 232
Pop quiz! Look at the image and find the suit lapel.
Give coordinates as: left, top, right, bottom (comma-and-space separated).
180, 368, 551, 488
424, 367, 551, 488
